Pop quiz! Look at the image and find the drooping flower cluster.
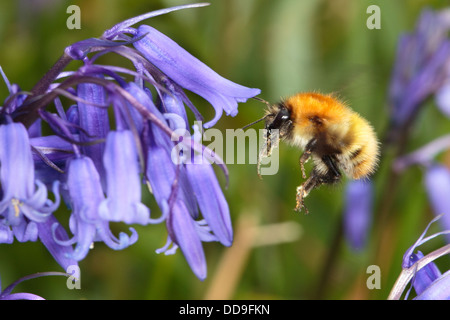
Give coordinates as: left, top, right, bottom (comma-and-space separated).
391, 8, 450, 240
343, 8, 450, 254
385, 8, 450, 300
0, 4, 260, 280
388, 8, 450, 129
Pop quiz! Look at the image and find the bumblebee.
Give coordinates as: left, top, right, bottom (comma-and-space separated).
247, 92, 379, 213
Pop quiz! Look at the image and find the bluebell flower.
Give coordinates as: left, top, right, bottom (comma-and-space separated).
0, 122, 60, 241
414, 270, 450, 300
408, 251, 442, 295
38, 215, 78, 273
64, 156, 138, 261
389, 214, 450, 299
150, 124, 232, 280
146, 124, 213, 279
30, 134, 73, 187
141, 99, 219, 279
402, 214, 450, 300
185, 126, 233, 247
393, 134, 450, 172
166, 201, 208, 280
0, 117, 74, 270
133, 25, 260, 128
424, 164, 450, 243
99, 130, 150, 225
76, 80, 109, 186
1, 3, 259, 281
128, 81, 198, 219
159, 80, 189, 129
342, 179, 374, 251
397, 146, 450, 244
388, 8, 450, 130
0, 224, 13, 243
0, 67, 27, 114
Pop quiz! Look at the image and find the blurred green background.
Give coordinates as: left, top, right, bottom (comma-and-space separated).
1, 0, 449, 300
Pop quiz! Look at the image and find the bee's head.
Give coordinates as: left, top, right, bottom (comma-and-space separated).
265, 103, 290, 131
264, 103, 292, 140
241, 97, 292, 135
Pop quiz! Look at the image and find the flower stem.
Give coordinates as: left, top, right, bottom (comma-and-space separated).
29, 53, 73, 97
13, 53, 73, 127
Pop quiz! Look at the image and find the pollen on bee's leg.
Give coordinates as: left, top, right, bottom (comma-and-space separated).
257, 132, 276, 179
294, 169, 323, 214
257, 156, 263, 180
300, 162, 307, 179
295, 184, 309, 214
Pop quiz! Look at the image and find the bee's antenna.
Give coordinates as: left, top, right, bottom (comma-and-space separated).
239, 96, 273, 130
252, 96, 272, 109
241, 115, 268, 130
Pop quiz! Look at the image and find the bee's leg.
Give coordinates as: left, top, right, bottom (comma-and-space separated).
321, 155, 341, 184
295, 169, 322, 214
299, 152, 311, 179
299, 138, 317, 179
295, 156, 341, 214
266, 128, 272, 155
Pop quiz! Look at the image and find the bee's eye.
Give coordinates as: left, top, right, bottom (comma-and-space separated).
279, 107, 290, 120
